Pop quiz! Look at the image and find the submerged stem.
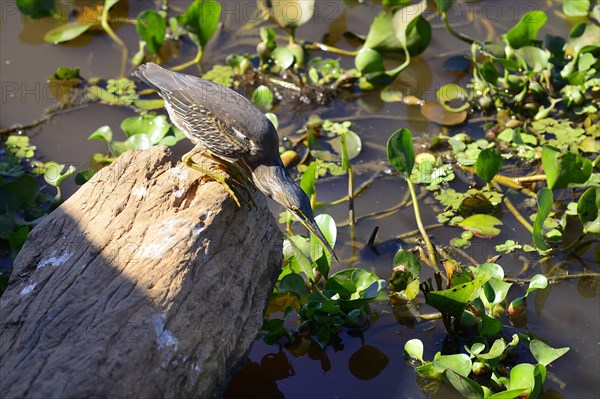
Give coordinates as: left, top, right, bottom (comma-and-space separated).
171, 47, 204, 72
406, 179, 439, 272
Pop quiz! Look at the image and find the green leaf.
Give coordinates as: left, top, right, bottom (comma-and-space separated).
426, 280, 483, 318
488, 388, 528, 399
279, 273, 307, 297
515, 46, 549, 72
272, 47, 295, 70
393, 249, 421, 280
251, 85, 274, 108
88, 126, 113, 142
75, 169, 96, 186
482, 278, 512, 306
355, 48, 385, 74
0, 174, 40, 212
563, 0, 590, 17
458, 214, 502, 238
475, 148, 502, 183
311, 214, 336, 264
530, 339, 569, 366
44, 22, 96, 44
533, 188, 553, 251
300, 162, 318, 196
387, 128, 415, 176
404, 339, 424, 362
509, 363, 536, 393
270, 0, 315, 29
433, 353, 472, 377
525, 274, 548, 296
137, 10, 167, 54
326, 268, 382, 300
43, 163, 76, 188
506, 11, 547, 49
17, 0, 55, 18
444, 369, 484, 399
569, 23, 600, 54
477, 339, 506, 360
392, 0, 428, 52
179, 0, 221, 47
542, 145, 593, 189
121, 115, 170, 144
577, 187, 600, 233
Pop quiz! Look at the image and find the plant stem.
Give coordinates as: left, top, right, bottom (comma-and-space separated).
300, 40, 359, 57
504, 273, 600, 283
503, 196, 533, 233
171, 47, 204, 72
513, 174, 546, 183
101, 7, 128, 77
397, 223, 444, 240
328, 171, 381, 205
406, 179, 439, 272
442, 12, 477, 45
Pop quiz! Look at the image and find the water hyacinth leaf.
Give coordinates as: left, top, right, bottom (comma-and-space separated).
393, 249, 421, 280
563, 0, 590, 17
458, 214, 502, 238
480, 61, 499, 84
444, 370, 484, 398
179, 0, 221, 47
477, 339, 506, 360
265, 112, 278, 130
421, 101, 467, 126
488, 389, 528, 398
425, 280, 482, 318
475, 148, 502, 183
387, 128, 415, 176
251, 85, 274, 108
509, 363, 539, 394
270, 0, 315, 29
355, 48, 385, 74
483, 278, 512, 306
392, 0, 428, 51
568, 23, 600, 54
436, 83, 468, 112
404, 339, 424, 362
136, 10, 167, 54
530, 339, 569, 366
432, 353, 472, 377
0, 175, 40, 212
121, 115, 170, 144
526, 274, 548, 296
43, 163, 76, 188
300, 161, 318, 196
279, 273, 307, 297
326, 268, 381, 300
380, 87, 404, 103
272, 47, 295, 70
88, 126, 113, 142
542, 145, 593, 189
515, 46, 549, 72
363, 11, 400, 53
17, 0, 55, 18
506, 11, 547, 49
533, 188, 553, 251
125, 134, 153, 150
44, 22, 96, 44
310, 213, 336, 262
577, 187, 600, 233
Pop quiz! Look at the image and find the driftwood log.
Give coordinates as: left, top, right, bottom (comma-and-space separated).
0, 146, 283, 398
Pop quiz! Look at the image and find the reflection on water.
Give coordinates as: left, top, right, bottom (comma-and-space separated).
1, 1, 598, 398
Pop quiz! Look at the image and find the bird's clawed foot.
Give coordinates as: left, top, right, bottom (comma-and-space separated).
182, 150, 256, 208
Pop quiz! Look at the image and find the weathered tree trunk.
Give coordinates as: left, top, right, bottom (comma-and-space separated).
0, 146, 283, 399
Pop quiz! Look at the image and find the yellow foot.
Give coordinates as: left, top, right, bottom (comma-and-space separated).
182, 151, 254, 208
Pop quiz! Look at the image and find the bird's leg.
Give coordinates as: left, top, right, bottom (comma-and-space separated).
201, 153, 257, 208
181, 147, 256, 208
182, 148, 243, 208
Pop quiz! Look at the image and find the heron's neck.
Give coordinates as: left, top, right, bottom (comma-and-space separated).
251, 163, 298, 207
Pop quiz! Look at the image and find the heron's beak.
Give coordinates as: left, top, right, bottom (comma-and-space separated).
294, 212, 339, 262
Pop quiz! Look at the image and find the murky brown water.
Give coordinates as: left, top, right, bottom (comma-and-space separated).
1, 1, 598, 398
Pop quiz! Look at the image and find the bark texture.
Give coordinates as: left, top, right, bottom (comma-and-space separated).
0, 146, 282, 399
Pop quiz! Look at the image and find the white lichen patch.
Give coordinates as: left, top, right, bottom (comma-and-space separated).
20, 283, 37, 296
169, 166, 189, 180
36, 250, 73, 270
172, 187, 185, 198
132, 186, 148, 198
152, 314, 180, 360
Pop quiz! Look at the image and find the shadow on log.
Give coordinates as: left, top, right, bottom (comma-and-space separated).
0, 146, 283, 398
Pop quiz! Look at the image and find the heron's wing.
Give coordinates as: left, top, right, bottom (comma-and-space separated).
164, 90, 253, 160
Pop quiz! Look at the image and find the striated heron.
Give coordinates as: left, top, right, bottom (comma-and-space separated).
134, 63, 337, 260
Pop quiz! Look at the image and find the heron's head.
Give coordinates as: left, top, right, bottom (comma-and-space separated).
253, 164, 338, 261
